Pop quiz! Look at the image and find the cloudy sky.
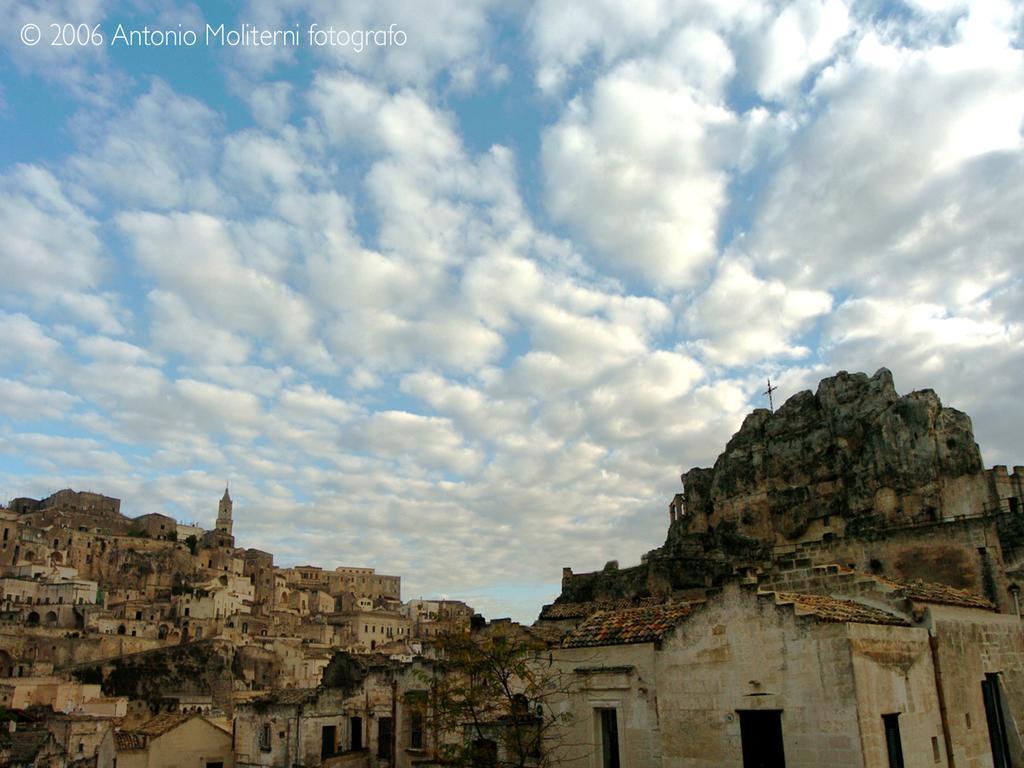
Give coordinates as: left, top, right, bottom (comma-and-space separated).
0, 0, 1022, 621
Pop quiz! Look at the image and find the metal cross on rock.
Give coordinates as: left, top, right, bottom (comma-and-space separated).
764, 378, 778, 412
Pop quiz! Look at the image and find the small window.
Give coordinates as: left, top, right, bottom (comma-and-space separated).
259, 723, 272, 751
411, 710, 423, 750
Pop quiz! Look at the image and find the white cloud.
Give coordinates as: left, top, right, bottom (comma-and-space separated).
357, 411, 482, 475
118, 211, 329, 368
0, 165, 103, 298
542, 60, 734, 289
68, 81, 223, 211
748, 0, 851, 100
684, 259, 833, 365
0, 379, 77, 420
749, 15, 1024, 303
0, 312, 65, 375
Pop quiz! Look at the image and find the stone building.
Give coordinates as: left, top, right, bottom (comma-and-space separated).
403, 599, 474, 639
332, 610, 413, 652
543, 567, 1023, 768
132, 513, 178, 541
540, 369, 1024, 768
233, 657, 430, 768
114, 712, 234, 768
330, 568, 401, 603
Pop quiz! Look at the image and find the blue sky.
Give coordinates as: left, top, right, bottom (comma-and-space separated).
1, 0, 1022, 622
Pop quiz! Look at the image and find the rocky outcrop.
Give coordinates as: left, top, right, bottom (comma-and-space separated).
674, 368, 983, 546
549, 368, 1015, 614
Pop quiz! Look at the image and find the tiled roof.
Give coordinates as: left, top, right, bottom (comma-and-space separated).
114, 731, 146, 751
771, 592, 910, 626
897, 580, 997, 611
540, 597, 660, 620
562, 602, 696, 648
133, 712, 194, 738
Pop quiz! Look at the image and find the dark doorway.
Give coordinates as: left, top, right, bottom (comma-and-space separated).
206, 763, 223, 768
739, 710, 786, 768
321, 725, 336, 758
472, 738, 498, 767
377, 716, 393, 759
599, 708, 620, 768
350, 716, 363, 751
983, 673, 1012, 768
883, 714, 905, 768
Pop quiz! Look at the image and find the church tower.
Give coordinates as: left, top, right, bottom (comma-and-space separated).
216, 485, 233, 536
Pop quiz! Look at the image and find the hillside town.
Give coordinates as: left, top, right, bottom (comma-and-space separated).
1, 369, 1022, 767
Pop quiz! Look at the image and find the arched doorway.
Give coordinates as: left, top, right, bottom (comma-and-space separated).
44, 611, 58, 627
26, 611, 40, 626
117, 624, 126, 635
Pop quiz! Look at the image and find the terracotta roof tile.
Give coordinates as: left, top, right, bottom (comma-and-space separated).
540, 597, 660, 620
133, 712, 194, 738
771, 592, 910, 626
562, 602, 695, 648
896, 580, 997, 611
114, 731, 146, 751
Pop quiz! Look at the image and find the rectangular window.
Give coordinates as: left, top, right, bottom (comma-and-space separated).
883, 714, 905, 768
982, 673, 1012, 768
378, 717, 393, 759
350, 716, 363, 751
411, 710, 423, 750
738, 710, 786, 768
259, 723, 271, 751
598, 708, 620, 768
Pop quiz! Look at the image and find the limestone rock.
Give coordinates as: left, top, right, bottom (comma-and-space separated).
676, 368, 983, 544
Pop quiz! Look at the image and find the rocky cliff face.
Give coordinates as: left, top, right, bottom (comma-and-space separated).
673, 368, 983, 546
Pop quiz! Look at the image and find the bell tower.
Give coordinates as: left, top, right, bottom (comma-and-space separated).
216, 485, 233, 536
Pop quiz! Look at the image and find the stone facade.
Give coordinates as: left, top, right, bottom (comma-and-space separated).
545, 571, 1024, 767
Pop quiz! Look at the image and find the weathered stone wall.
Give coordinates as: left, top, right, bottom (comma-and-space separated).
926, 605, 1024, 767
658, 585, 947, 767
657, 586, 865, 767
547, 643, 661, 768
771, 515, 1014, 611
847, 622, 949, 768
